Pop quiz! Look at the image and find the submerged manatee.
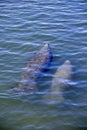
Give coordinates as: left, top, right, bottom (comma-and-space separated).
14, 44, 52, 94
43, 60, 72, 104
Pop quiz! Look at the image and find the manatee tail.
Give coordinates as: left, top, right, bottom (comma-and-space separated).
43, 60, 72, 104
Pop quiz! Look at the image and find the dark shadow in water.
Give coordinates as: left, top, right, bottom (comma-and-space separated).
0, 126, 11, 130
68, 127, 87, 130
0, 125, 13, 130
78, 128, 87, 130
0, 119, 14, 130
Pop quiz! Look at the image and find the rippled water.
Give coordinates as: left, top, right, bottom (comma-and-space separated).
0, 0, 87, 130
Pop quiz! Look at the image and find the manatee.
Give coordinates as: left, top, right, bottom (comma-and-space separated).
43, 60, 72, 104
13, 44, 52, 94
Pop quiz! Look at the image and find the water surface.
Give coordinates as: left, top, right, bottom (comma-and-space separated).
0, 0, 87, 130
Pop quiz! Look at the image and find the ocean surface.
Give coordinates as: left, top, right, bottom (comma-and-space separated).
0, 0, 87, 130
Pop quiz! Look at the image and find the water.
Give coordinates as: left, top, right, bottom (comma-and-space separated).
0, 0, 87, 130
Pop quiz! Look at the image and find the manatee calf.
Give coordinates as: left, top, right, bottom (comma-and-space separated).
13, 44, 52, 94
43, 60, 72, 104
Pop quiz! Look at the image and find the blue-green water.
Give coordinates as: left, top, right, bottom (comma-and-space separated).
0, 0, 87, 130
